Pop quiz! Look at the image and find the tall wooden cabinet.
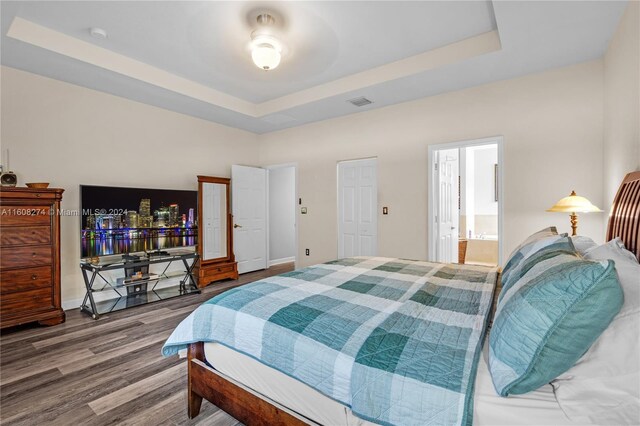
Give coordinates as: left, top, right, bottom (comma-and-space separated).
0, 188, 65, 328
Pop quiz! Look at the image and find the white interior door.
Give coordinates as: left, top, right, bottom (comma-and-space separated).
232, 165, 267, 274
338, 158, 378, 258
435, 149, 459, 263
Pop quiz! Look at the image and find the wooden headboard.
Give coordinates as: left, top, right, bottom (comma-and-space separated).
606, 171, 640, 261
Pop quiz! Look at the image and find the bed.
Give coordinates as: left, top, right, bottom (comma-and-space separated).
164, 171, 640, 426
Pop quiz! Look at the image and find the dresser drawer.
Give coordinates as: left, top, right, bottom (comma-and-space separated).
0, 246, 52, 270
0, 226, 51, 247
0, 190, 60, 200
0, 266, 52, 294
0, 287, 53, 315
199, 262, 238, 286
209, 263, 236, 274
0, 206, 52, 226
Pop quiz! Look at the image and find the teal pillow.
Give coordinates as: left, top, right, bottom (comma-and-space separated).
489, 248, 623, 396
500, 236, 574, 299
501, 227, 567, 297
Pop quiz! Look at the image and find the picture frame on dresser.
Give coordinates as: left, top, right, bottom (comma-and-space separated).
0, 187, 65, 328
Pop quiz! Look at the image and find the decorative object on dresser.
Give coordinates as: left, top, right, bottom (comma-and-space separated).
0, 171, 17, 187
196, 176, 238, 288
25, 182, 50, 189
0, 187, 65, 328
0, 150, 18, 188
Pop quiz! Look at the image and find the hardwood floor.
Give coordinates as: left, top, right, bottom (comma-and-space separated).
0, 263, 294, 426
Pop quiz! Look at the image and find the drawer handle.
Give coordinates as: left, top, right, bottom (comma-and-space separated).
32, 253, 37, 257
32, 274, 37, 280
35, 194, 41, 198
32, 231, 37, 235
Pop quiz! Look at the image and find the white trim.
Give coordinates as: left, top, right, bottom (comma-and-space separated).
63, 297, 83, 310
428, 136, 505, 266
268, 257, 296, 267
265, 163, 298, 269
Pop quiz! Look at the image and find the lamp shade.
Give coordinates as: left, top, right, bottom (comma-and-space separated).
546, 191, 602, 213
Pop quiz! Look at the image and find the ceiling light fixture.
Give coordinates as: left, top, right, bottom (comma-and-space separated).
250, 14, 282, 71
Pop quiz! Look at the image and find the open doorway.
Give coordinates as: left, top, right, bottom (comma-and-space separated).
428, 137, 503, 266
267, 164, 297, 268
231, 164, 297, 274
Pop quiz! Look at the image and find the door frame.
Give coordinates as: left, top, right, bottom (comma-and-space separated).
265, 163, 298, 269
427, 136, 504, 265
336, 157, 378, 259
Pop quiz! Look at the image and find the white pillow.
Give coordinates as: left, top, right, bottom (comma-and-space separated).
570, 235, 598, 256
552, 238, 640, 424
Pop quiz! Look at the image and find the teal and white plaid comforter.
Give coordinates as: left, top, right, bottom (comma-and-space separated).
163, 257, 498, 426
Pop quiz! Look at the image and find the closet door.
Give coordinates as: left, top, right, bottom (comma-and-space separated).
338, 158, 378, 258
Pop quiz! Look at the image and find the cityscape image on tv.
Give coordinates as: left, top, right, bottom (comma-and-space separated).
80, 185, 198, 258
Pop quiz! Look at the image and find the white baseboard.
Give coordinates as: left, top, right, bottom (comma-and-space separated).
268, 257, 295, 267
62, 298, 83, 310
62, 291, 119, 310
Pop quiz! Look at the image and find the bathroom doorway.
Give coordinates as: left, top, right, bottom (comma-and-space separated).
428, 137, 503, 266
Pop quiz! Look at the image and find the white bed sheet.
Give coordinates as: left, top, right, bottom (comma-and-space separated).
204, 342, 584, 426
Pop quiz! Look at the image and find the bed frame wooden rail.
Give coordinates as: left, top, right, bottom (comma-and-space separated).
186, 171, 640, 425
188, 342, 307, 425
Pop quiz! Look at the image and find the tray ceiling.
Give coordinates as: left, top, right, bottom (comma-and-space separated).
0, 1, 628, 133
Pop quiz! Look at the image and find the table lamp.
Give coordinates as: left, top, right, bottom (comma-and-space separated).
547, 191, 602, 236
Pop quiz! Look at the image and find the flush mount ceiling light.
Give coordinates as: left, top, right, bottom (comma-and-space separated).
250, 14, 282, 71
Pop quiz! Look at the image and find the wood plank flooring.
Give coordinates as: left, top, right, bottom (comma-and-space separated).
0, 263, 294, 426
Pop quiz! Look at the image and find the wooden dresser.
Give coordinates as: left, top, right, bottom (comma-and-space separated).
0, 187, 65, 328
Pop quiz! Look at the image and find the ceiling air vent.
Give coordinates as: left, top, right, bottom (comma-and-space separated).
347, 96, 373, 107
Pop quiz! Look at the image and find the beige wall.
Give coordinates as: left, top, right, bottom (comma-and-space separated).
259, 61, 605, 267
0, 66, 259, 306
603, 1, 640, 211
0, 56, 612, 305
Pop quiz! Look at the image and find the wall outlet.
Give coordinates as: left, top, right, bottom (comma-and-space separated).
305, 248, 310, 256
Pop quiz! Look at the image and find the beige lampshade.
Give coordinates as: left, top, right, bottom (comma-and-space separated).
546, 191, 603, 213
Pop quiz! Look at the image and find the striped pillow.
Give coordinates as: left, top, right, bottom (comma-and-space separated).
489, 244, 624, 396
501, 227, 567, 297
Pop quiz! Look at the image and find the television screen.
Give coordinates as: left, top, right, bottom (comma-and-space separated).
80, 185, 198, 258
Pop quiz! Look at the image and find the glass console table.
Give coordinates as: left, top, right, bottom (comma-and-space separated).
79, 250, 200, 319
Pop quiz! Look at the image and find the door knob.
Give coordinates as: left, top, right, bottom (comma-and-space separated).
233, 224, 242, 229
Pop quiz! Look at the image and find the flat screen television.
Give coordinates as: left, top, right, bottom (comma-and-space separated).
80, 185, 198, 258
